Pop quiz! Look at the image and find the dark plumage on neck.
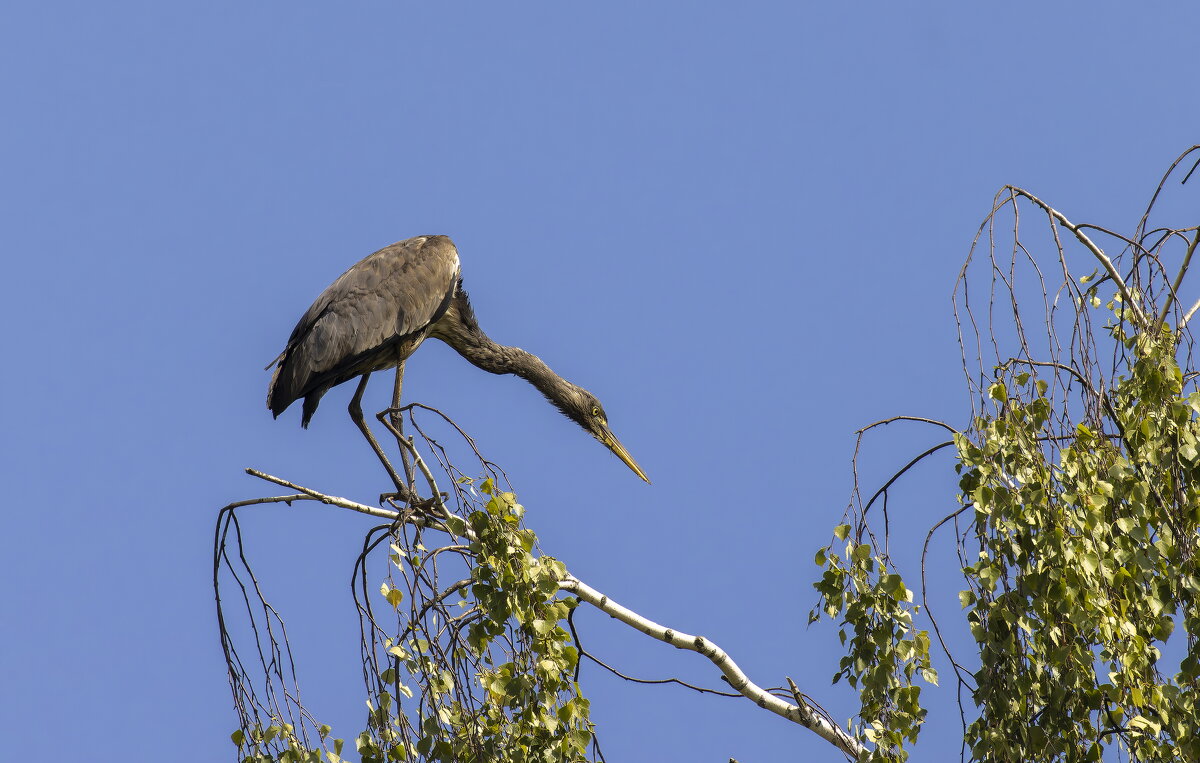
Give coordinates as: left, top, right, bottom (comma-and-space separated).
431, 286, 606, 436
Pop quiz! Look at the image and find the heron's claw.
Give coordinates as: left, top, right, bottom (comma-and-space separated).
380, 490, 415, 508
380, 490, 448, 517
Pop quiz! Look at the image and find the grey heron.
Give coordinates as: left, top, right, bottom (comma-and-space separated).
266, 235, 649, 483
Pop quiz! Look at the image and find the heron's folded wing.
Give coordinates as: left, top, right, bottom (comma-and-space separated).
273, 235, 461, 390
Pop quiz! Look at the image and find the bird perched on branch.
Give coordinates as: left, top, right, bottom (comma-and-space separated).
266, 235, 649, 483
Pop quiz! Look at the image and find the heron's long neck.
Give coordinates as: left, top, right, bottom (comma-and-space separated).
432, 301, 578, 407
430, 290, 584, 423
454, 331, 574, 401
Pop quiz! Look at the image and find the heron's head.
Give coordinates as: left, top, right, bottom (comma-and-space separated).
556, 386, 651, 484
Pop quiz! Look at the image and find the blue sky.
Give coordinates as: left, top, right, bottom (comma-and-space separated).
3, 3, 1198, 761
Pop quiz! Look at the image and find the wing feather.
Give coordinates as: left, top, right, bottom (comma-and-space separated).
267, 235, 461, 423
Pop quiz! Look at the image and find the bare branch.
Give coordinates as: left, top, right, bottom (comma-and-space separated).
1184, 297, 1200, 329
245, 469, 399, 519
581, 647, 744, 698
244, 468, 449, 529
860, 440, 956, 521
558, 576, 866, 758
378, 408, 448, 513
220, 494, 314, 511
1005, 185, 1147, 326
856, 415, 960, 436
1134, 145, 1200, 242
1159, 230, 1200, 330
996, 358, 1099, 399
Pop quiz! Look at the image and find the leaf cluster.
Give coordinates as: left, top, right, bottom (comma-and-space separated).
956, 310, 1200, 761
812, 526, 936, 761
230, 479, 595, 763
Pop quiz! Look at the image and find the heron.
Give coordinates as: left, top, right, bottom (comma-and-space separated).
266, 235, 649, 487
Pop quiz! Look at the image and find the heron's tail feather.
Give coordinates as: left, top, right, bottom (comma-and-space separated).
267, 359, 300, 420
301, 391, 324, 428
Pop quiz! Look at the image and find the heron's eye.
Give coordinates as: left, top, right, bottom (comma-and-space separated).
592, 406, 601, 418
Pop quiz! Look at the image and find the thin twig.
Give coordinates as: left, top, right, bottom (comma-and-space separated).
582, 648, 743, 698
861, 441, 956, 520
245, 469, 403, 521
856, 415, 960, 436
378, 408, 448, 515
1006, 186, 1147, 326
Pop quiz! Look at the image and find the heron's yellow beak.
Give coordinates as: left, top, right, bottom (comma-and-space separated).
600, 428, 651, 483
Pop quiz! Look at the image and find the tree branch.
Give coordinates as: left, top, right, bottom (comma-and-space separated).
1005, 186, 1147, 326
1155, 229, 1199, 331
239, 468, 867, 759
856, 415, 959, 436
244, 468, 451, 531
558, 576, 866, 758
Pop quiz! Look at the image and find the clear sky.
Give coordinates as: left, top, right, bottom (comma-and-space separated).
2, 3, 1198, 761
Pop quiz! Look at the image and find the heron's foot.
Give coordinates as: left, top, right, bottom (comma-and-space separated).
380, 491, 448, 516
380, 490, 417, 507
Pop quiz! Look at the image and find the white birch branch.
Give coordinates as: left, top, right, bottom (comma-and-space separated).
245, 468, 401, 520
1183, 297, 1200, 329
1157, 230, 1199, 330
241, 468, 868, 759
559, 575, 866, 758
244, 468, 453, 533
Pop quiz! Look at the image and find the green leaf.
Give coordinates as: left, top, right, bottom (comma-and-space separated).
568, 728, 591, 749
387, 645, 409, 660
380, 582, 405, 608
1080, 552, 1099, 576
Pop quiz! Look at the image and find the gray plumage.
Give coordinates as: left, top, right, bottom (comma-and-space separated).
266, 235, 649, 482
267, 235, 460, 425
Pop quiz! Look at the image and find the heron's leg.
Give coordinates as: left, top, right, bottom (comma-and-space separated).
390, 361, 417, 491
348, 372, 413, 502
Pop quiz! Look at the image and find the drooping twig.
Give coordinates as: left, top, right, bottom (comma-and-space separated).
566, 608, 742, 698
856, 415, 959, 436
859, 440, 955, 521
1004, 185, 1147, 326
